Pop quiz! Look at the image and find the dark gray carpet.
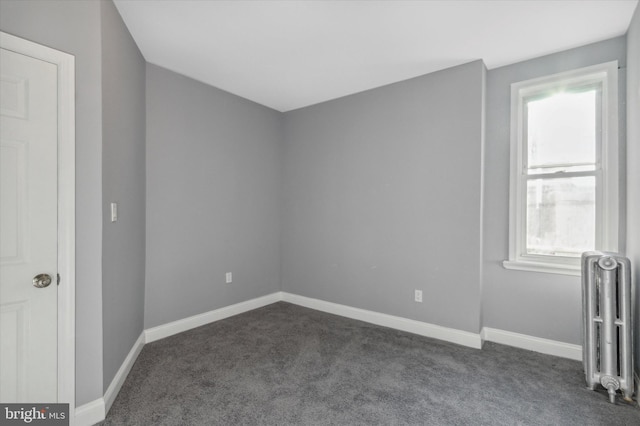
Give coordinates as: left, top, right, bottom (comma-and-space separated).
103, 302, 639, 425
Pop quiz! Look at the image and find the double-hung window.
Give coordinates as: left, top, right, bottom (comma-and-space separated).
504, 62, 619, 275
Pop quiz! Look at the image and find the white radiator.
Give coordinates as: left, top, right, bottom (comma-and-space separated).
581, 251, 634, 403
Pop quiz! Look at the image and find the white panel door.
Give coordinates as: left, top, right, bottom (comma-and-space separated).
0, 47, 58, 402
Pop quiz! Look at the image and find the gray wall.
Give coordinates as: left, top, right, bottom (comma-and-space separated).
0, 0, 104, 406
482, 37, 627, 344
625, 3, 640, 387
281, 61, 485, 333
144, 64, 282, 328
101, 0, 146, 393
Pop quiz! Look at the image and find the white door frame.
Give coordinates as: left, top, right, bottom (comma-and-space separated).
0, 31, 75, 418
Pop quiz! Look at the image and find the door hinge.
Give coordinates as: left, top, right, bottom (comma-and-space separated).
57, 273, 60, 286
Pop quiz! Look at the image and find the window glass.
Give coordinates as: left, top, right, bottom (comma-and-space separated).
526, 176, 596, 256
526, 90, 597, 168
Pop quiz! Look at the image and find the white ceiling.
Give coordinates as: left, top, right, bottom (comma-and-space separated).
113, 0, 638, 112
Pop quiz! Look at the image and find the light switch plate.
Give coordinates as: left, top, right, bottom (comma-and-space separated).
111, 202, 118, 222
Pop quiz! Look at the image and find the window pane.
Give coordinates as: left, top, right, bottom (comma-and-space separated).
527, 90, 597, 167
526, 176, 595, 257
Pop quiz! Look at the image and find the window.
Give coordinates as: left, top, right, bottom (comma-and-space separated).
504, 62, 619, 275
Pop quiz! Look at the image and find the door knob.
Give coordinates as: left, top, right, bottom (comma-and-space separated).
33, 273, 52, 288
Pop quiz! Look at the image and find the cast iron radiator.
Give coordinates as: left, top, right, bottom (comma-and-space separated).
581, 251, 634, 403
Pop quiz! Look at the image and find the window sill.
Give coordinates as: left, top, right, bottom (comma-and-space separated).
502, 260, 581, 276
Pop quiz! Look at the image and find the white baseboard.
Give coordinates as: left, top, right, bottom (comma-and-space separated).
481, 327, 582, 360
281, 293, 583, 360
104, 332, 145, 414
144, 292, 282, 344
74, 398, 105, 426
74, 332, 144, 426
281, 292, 483, 349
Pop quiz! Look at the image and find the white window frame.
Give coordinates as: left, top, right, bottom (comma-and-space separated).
503, 61, 619, 276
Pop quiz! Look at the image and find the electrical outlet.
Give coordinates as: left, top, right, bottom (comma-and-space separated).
414, 289, 423, 303
225, 272, 232, 284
